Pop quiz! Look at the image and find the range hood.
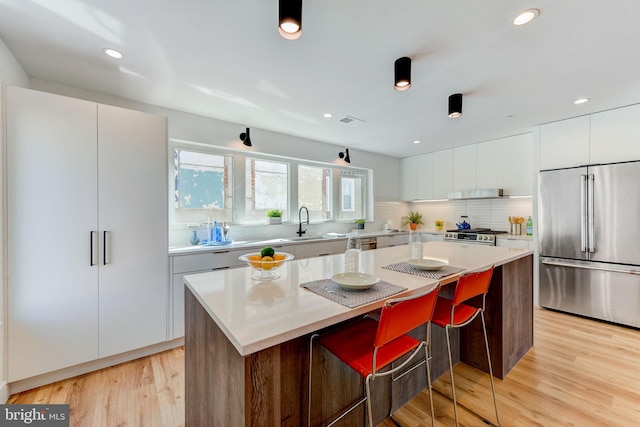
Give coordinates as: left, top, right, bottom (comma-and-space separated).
448, 188, 504, 200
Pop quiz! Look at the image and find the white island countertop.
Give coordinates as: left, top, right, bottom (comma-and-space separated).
183, 241, 532, 357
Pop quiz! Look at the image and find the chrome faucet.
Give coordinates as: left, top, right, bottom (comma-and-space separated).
297, 206, 309, 236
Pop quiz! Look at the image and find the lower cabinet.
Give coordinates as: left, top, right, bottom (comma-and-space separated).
496, 237, 534, 250
376, 234, 409, 248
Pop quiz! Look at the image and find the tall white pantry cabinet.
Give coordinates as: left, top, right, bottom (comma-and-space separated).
6, 86, 168, 382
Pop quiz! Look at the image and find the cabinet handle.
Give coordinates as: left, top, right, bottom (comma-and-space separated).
90, 231, 96, 266
103, 230, 108, 265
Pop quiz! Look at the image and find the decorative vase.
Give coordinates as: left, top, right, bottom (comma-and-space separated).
268, 217, 282, 225
190, 230, 200, 245
356, 223, 365, 230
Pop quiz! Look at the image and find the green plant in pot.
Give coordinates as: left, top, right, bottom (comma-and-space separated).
355, 218, 365, 229
266, 209, 283, 224
401, 211, 424, 231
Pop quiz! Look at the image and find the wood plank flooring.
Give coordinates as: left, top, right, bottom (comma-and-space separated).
8, 307, 640, 426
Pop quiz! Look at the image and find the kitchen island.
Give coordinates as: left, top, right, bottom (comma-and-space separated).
184, 241, 533, 426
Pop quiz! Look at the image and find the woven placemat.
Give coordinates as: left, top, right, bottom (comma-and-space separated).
300, 279, 407, 308
381, 262, 465, 279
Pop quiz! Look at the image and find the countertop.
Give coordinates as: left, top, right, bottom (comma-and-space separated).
183, 241, 532, 356
169, 229, 409, 255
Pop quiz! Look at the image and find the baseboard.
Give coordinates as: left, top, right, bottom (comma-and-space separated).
8, 338, 184, 395
0, 381, 10, 403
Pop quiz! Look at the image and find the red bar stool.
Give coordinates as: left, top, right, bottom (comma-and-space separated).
308, 284, 439, 427
431, 265, 500, 426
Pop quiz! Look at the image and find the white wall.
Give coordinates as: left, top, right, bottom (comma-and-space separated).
0, 36, 29, 402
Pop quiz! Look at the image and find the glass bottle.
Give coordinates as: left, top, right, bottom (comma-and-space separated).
190, 230, 200, 246
344, 232, 362, 273
409, 230, 423, 259
526, 216, 533, 236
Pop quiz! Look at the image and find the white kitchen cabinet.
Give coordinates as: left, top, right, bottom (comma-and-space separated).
503, 133, 533, 196
539, 116, 590, 170
376, 234, 408, 248
476, 139, 504, 189
171, 248, 249, 338
294, 240, 345, 259
590, 103, 640, 164
431, 149, 454, 199
7, 86, 168, 382
496, 237, 533, 250
415, 153, 433, 200
453, 145, 477, 191
401, 156, 418, 201
422, 233, 444, 242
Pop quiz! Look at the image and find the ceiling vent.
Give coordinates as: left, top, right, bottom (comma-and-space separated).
339, 115, 367, 125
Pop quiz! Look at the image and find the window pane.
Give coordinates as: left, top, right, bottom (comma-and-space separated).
173, 148, 233, 224
298, 165, 331, 221
338, 171, 366, 220
245, 158, 289, 222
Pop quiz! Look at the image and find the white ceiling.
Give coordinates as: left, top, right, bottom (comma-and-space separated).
1, 0, 640, 158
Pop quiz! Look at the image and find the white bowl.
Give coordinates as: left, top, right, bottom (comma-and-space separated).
407, 258, 447, 271
239, 252, 294, 280
331, 272, 379, 290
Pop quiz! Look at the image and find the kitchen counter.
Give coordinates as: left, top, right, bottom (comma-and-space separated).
169, 229, 408, 255
184, 242, 533, 426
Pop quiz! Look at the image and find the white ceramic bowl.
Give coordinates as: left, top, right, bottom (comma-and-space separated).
331, 272, 380, 290
407, 258, 447, 271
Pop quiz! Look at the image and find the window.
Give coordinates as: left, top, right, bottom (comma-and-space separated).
337, 171, 366, 220
298, 165, 331, 221
245, 158, 289, 222
173, 148, 232, 224
169, 140, 371, 228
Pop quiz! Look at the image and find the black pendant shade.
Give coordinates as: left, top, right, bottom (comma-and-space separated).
240, 128, 252, 147
394, 57, 411, 91
338, 149, 350, 163
279, 0, 302, 40
448, 93, 463, 118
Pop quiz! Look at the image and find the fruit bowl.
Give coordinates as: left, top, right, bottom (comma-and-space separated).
239, 252, 294, 281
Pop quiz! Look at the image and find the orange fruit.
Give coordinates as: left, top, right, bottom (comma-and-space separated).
261, 256, 274, 270
273, 253, 285, 267
248, 254, 262, 268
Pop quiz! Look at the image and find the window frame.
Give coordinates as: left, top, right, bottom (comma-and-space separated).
168, 139, 372, 228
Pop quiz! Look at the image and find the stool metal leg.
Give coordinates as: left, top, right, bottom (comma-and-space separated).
444, 324, 460, 426
480, 312, 501, 426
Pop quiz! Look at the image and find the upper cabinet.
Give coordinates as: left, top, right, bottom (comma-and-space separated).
590, 104, 640, 164
453, 145, 477, 191
539, 116, 590, 170
539, 103, 640, 170
502, 133, 533, 196
431, 149, 453, 199
401, 134, 533, 201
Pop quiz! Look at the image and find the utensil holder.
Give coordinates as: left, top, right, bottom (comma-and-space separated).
510, 224, 522, 235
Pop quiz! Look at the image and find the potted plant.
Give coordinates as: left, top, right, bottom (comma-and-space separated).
355, 218, 365, 230
266, 209, 283, 225
401, 211, 424, 231
435, 219, 444, 232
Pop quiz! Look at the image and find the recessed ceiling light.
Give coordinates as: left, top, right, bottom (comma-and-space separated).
413, 140, 421, 144
323, 113, 333, 118
513, 9, 540, 26
103, 48, 123, 59
574, 98, 590, 105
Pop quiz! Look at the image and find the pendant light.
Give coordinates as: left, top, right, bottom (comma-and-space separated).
239, 128, 252, 146
394, 57, 411, 91
448, 93, 463, 118
279, 0, 302, 40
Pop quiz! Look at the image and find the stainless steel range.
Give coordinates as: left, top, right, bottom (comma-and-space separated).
443, 228, 508, 246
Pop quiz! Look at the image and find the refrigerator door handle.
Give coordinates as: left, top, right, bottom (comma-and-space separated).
587, 174, 595, 253
541, 259, 640, 275
580, 174, 587, 252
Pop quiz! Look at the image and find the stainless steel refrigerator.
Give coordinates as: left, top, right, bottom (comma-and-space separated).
538, 161, 640, 328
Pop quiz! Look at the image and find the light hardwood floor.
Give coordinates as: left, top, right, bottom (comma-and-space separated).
8, 307, 640, 426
